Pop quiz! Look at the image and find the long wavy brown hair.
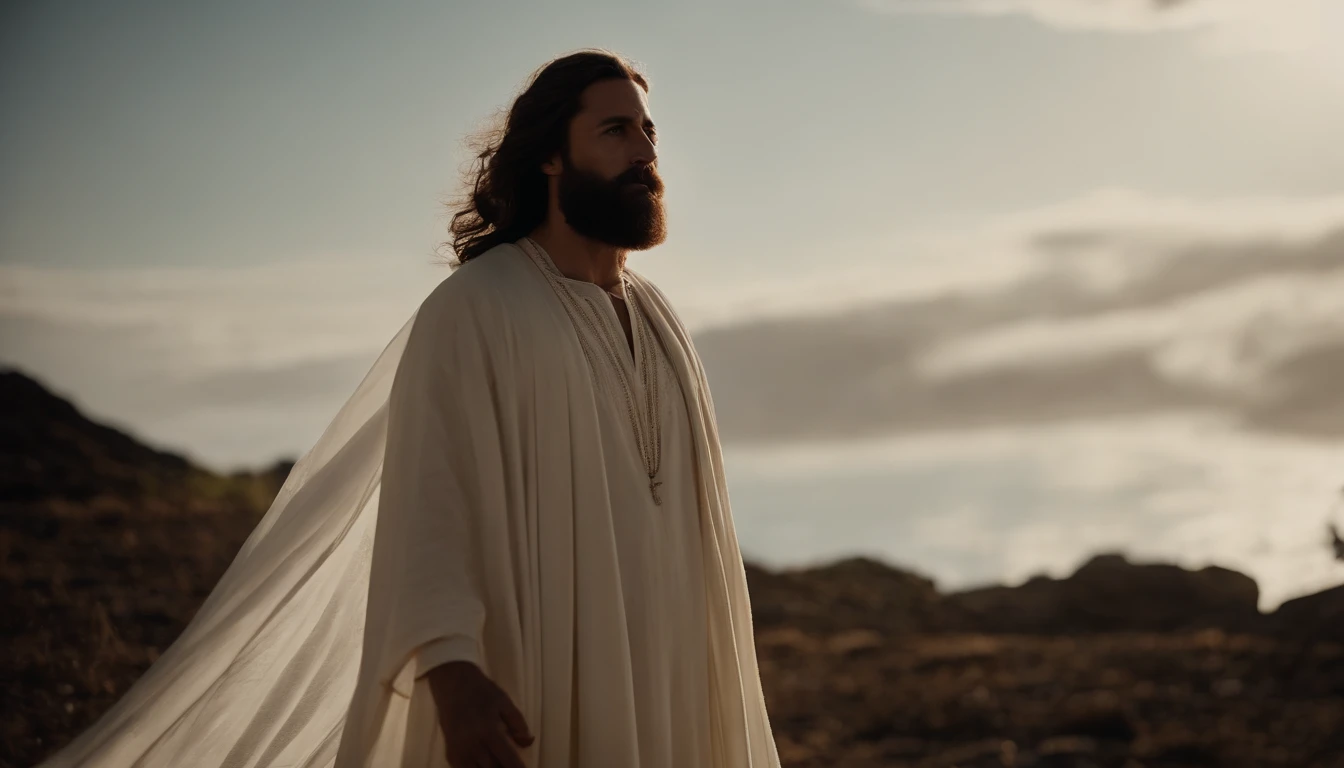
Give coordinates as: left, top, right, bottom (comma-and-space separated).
443, 50, 650, 265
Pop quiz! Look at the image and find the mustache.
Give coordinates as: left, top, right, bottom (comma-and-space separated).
615, 164, 664, 194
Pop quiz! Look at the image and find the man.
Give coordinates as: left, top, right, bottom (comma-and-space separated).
336, 50, 781, 767
37, 50, 778, 768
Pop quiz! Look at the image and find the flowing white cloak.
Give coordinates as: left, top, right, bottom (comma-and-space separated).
37, 241, 779, 768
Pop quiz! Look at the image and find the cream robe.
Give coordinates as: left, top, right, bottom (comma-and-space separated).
406, 244, 713, 765
334, 241, 780, 768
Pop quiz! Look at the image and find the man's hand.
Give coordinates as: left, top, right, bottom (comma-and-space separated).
425, 660, 534, 768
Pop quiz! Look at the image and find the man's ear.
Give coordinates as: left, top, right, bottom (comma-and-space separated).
540, 152, 563, 177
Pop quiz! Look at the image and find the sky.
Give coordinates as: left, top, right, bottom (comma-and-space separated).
4, 0, 1344, 608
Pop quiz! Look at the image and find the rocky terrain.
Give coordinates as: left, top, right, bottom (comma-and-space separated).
747, 558, 1344, 767
4, 368, 1343, 767
1, 370, 290, 766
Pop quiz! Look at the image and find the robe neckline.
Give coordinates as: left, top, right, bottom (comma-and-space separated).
520, 236, 630, 301
519, 237, 648, 383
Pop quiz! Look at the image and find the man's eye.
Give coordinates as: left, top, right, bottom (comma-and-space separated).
606, 125, 623, 134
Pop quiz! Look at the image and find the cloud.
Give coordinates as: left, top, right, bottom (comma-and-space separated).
725, 413, 1344, 609
0, 313, 376, 468
1243, 338, 1344, 438
6, 189, 1344, 464
920, 269, 1344, 392
0, 259, 439, 370
676, 189, 1344, 332
695, 188, 1344, 445
857, 0, 1339, 56
0, 257, 444, 468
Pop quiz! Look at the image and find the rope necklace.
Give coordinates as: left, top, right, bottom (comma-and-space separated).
519, 237, 665, 505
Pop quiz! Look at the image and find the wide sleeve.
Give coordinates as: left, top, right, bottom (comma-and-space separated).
413, 636, 483, 679
366, 285, 513, 697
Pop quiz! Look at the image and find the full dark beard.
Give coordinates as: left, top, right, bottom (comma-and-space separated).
557, 162, 667, 250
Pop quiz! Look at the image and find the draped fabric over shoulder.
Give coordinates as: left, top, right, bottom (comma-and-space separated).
38, 241, 780, 768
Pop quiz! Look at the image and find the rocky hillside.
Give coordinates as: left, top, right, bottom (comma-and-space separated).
1, 370, 291, 767
746, 550, 1343, 643
747, 556, 1344, 767
4, 369, 1344, 767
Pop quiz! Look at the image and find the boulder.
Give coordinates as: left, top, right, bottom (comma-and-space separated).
1270, 584, 1344, 642
942, 553, 1262, 634
747, 556, 946, 636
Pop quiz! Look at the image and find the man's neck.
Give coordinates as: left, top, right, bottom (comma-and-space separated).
527, 224, 627, 293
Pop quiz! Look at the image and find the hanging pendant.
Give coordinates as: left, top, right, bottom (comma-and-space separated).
649, 475, 663, 506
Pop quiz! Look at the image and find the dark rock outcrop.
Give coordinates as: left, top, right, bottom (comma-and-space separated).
1271, 584, 1344, 642
1, 368, 291, 766
747, 556, 949, 635
942, 553, 1264, 635
0, 369, 196, 501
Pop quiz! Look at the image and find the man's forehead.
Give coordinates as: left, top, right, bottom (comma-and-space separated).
576, 79, 652, 123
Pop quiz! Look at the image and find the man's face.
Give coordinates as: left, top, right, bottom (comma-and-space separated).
553, 78, 666, 250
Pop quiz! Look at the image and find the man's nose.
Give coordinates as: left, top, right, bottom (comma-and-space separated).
631, 136, 656, 165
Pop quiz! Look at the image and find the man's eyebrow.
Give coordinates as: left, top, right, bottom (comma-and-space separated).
597, 115, 656, 130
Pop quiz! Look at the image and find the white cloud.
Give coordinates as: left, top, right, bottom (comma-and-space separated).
690, 186, 1344, 443
857, 0, 1340, 56
1, 256, 445, 467
1, 258, 441, 370
917, 270, 1344, 393
728, 414, 1344, 609
904, 188, 1344, 394
675, 187, 1344, 332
